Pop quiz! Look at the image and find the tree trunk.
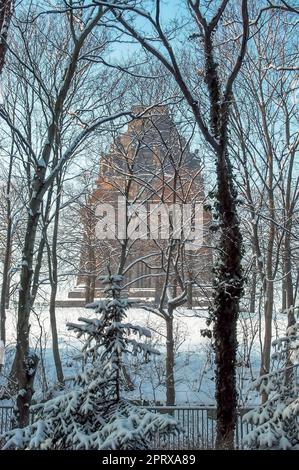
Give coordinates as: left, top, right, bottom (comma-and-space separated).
30, 237, 46, 307
260, 281, 273, 377
259, 147, 275, 402
283, 231, 295, 384
249, 260, 256, 315
85, 274, 96, 304
155, 276, 162, 304
9, 209, 41, 428
187, 271, 193, 309
214, 147, 243, 450
85, 244, 96, 304
282, 277, 287, 313
165, 315, 175, 406
4, 272, 11, 309
9, 167, 55, 398
48, 188, 64, 386
0, 1, 12, 74
49, 283, 64, 386
13, 352, 39, 429
0, 216, 11, 344
284, 231, 295, 327
83, 205, 96, 304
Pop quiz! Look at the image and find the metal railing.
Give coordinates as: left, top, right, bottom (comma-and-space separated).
0, 406, 13, 435
148, 406, 254, 449
0, 405, 254, 449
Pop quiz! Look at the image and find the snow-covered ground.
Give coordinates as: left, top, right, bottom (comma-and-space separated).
2, 302, 270, 406
3, 305, 211, 403
5, 304, 209, 349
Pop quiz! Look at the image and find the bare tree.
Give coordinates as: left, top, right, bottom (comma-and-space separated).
98, 0, 249, 449
0, 3, 135, 426
230, 10, 298, 400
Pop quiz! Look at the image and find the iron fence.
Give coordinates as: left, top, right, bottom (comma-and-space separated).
0, 405, 254, 449
0, 406, 13, 436
148, 406, 254, 449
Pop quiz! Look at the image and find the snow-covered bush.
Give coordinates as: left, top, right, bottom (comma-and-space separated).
1, 274, 180, 450
243, 306, 299, 450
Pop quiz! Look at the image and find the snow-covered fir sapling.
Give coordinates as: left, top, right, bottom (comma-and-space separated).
243, 306, 299, 450
1, 273, 180, 450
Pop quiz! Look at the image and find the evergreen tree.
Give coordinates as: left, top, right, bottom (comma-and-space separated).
244, 306, 299, 450
2, 273, 180, 449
